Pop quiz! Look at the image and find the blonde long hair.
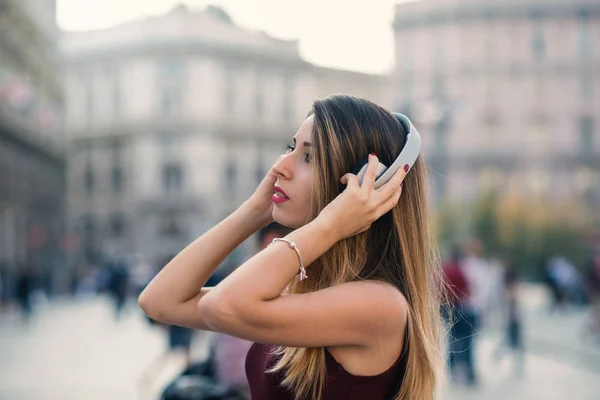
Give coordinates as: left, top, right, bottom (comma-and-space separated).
269, 95, 443, 400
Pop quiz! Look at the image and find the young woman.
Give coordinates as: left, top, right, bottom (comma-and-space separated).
139, 95, 443, 400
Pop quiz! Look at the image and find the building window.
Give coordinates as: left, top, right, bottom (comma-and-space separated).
531, 14, 545, 60
113, 70, 121, 118
84, 165, 94, 193
256, 165, 265, 184
157, 58, 185, 117
433, 30, 443, 71
225, 162, 236, 192
111, 167, 123, 193
110, 213, 125, 237
581, 72, 593, 99
82, 214, 95, 233
160, 59, 184, 79
282, 75, 294, 125
85, 73, 93, 125
81, 214, 96, 263
485, 112, 499, 147
162, 163, 184, 193
579, 117, 594, 153
160, 88, 181, 116
578, 10, 592, 60
255, 71, 264, 119
223, 65, 235, 111
0, 162, 7, 191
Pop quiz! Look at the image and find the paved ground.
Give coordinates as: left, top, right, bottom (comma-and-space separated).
0, 294, 599, 400
0, 296, 210, 400
443, 330, 600, 400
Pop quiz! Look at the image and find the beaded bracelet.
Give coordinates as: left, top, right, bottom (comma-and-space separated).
268, 238, 308, 281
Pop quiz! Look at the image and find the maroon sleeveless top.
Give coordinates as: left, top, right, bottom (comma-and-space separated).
245, 343, 407, 400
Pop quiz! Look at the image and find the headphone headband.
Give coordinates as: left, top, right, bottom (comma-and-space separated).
355, 112, 422, 189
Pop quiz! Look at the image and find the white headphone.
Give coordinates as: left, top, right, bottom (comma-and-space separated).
354, 113, 422, 189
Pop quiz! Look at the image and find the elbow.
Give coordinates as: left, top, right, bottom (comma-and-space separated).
138, 289, 165, 322
198, 291, 243, 331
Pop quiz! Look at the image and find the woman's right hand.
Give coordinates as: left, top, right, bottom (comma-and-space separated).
316, 154, 406, 241
244, 155, 284, 227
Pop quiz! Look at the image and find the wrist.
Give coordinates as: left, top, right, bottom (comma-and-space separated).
312, 214, 341, 244
238, 200, 273, 230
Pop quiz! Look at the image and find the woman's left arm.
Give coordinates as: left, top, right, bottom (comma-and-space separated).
199, 154, 408, 348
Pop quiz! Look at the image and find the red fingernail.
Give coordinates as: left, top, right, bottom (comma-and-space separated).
370, 152, 376, 156
403, 164, 409, 172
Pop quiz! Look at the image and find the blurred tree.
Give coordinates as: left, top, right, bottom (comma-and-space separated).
435, 192, 592, 280
471, 190, 502, 258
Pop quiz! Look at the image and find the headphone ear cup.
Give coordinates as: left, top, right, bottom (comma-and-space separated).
353, 160, 389, 186
351, 158, 369, 176
340, 158, 388, 192
340, 158, 370, 193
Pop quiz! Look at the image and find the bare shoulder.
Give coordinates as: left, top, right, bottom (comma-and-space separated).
326, 280, 409, 375
340, 280, 409, 331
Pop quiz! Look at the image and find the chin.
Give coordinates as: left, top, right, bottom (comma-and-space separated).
273, 208, 304, 229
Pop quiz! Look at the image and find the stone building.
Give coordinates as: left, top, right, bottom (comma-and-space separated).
61, 5, 390, 265
393, 0, 599, 213
0, 0, 65, 277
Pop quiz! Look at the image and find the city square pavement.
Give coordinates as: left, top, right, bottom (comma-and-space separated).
1, 295, 599, 400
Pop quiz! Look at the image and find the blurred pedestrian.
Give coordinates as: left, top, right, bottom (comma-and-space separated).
547, 256, 584, 310
442, 247, 479, 386
493, 262, 524, 377
15, 264, 37, 323
544, 258, 565, 312
131, 254, 156, 297
106, 254, 130, 321
0, 261, 10, 314
586, 254, 600, 337
461, 239, 488, 327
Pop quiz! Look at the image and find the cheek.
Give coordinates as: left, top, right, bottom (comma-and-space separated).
301, 175, 314, 205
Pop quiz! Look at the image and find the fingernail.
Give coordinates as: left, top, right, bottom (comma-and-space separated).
403, 164, 409, 172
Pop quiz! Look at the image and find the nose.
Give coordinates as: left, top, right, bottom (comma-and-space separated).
272, 153, 293, 180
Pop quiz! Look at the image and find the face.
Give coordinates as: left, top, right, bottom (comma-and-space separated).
271, 116, 314, 228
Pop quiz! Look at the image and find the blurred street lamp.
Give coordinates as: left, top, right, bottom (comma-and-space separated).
405, 95, 454, 205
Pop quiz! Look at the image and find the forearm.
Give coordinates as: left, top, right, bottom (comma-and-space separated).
200, 217, 339, 325
139, 201, 267, 316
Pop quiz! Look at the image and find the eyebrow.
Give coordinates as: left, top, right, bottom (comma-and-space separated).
292, 137, 312, 147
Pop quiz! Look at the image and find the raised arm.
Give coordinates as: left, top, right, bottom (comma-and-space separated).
137, 202, 268, 329
138, 155, 281, 329
198, 154, 408, 348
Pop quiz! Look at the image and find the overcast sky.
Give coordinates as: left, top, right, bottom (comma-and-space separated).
57, 0, 414, 74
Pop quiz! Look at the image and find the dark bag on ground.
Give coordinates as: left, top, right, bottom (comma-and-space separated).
160, 358, 246, 400
161, 375, 245, 400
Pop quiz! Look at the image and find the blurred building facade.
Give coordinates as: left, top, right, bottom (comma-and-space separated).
0, 0, 65, 273
393, 0, 600, 212
60, 5, 390, 266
